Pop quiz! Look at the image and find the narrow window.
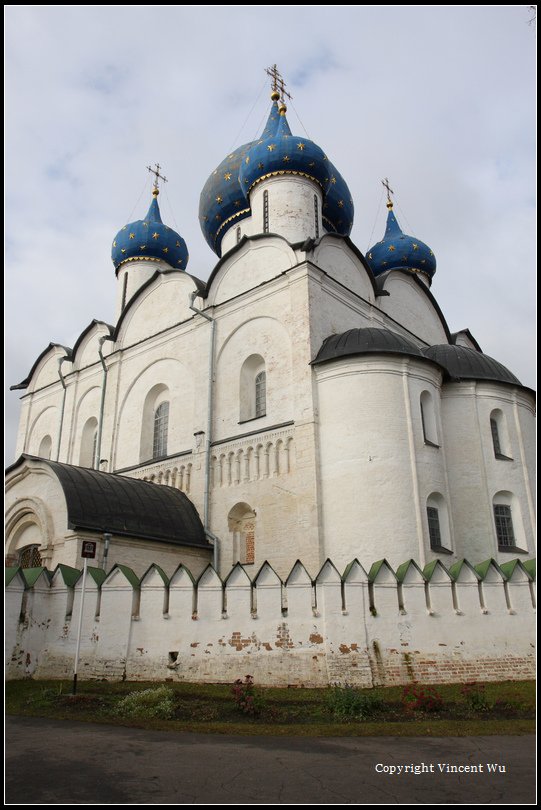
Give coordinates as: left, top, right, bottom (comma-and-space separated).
92, 429, 98, 469
426, 506, 442, 549
490, 418, 501, 455
490, 410, 512, 460
314, 195, 320, 239
263, 189, 269, 233
153, 401, 169, 459
236, 226, 241, 243
420, 391, 438, 446
255, 371, 266, 418
493, 504, 515, 548
121, 273, 128, 311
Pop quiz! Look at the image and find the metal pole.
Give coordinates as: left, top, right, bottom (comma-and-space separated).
72, 557, 88, 695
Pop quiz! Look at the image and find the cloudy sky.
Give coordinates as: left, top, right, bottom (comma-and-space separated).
5, 5, 536, 462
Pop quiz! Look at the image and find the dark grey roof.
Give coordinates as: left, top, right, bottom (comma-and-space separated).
422, 344, 521, 386
9, 455, 209, 549
312, 327, 425, 365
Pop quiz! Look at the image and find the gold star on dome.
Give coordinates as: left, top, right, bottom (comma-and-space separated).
245, 156, 250, 164
140, 245, 146, 250
176, 241, 181, 247
330, 176, 337, 184
297, 143, 305, 150
121, 248, 126, 253
388, 245, 396, 251
382, 261, 387, 266
129, 233, 135, 239
421, 259, 426, 264
224, 172, 232, 180
429, 250, 434, 256
152, 232, 160, 239
412, 243, 419, 250
163, 247, 169, 254
267, 144, 276, 152
338, 200, 344, 208
257, 140, 263, 145
122, 226, 127, 231
213, 170, 218, 176
368, 253, 372, 260
234, 200, 241, 207
112, 240, 117, 247
228, 153, 236, 159
283, 155, 290, 162
323, 155, 328, 161
216, 196, 223, 203
308, 161, 315, 167
177, 259, 183, 265
258, 162, 264, 169
142, 222, 148, 227
203, 216, 208, 222
215, 214, 221, 221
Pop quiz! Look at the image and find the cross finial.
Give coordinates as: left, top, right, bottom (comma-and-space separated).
382, 177, 394, 209
265, 64, 292, 105
147, 163, 168, 197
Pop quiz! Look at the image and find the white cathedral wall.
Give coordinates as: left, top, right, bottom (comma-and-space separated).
250, 176, 324, 245
311, 238, 376, 303
315, 356, 432, 570
441, 383, 536, 562
378, 272, 448, 346
206, 237, 297, 307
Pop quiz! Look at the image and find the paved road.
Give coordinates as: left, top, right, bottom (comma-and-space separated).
5, 717, 535, 805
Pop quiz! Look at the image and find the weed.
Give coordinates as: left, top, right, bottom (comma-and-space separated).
461, 682, 492, 712
113, 686, 175, 720
232, 675, 264, 716
402, 684, 444, 713
327, 684, 383, 721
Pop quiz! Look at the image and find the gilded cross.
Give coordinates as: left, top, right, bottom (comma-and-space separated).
265, 64, 292, 102
147, 163, 168, 194
382, 177, 394, 209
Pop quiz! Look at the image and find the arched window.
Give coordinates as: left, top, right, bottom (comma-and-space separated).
492, 491, 524, 551
490, 409, 512, 460
140, 384, 170, 462
19, 545, 42, 569
80, 416, 98, 468
255, 371, 266, 418
426, 493, 452, 553
228, 502, 256, 565
153, 401, 169, 459
420, 390, 439, 446
38, 435, 52, 460
239, 355, 266, 422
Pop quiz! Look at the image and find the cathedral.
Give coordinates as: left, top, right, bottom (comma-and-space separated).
5, 76, 536, 584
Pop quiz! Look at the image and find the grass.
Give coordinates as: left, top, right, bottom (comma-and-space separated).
5, 679, 535, 737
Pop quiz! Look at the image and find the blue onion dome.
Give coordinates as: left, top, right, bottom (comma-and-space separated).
199, 101, 282, 256
366, 204, 436, 282
111, 189, 189, 272
323, 164, 354, 236
239, 108, 332, 198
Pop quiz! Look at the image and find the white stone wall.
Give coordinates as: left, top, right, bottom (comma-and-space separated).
378, 272, 449, 346
5, 557, 535, 686
250, 176, 323, 245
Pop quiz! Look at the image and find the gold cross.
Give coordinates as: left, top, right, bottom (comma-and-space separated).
265, 64, 292, 102
382, 177, 394, 209
147, 163, 168, 195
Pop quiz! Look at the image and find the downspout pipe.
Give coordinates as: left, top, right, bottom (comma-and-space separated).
189, 290, 220, 570
56, 357, 69, 461
96, 336, 113, 470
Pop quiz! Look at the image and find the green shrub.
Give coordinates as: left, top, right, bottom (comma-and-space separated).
113, 686, 175, 720
327, 685, 383, 721
461, 682, 492, 712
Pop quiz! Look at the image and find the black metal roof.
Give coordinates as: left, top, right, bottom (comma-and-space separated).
9, 455, 209, 548
423, 344, 521, 386
312, 327, 426, 365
